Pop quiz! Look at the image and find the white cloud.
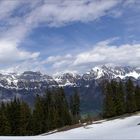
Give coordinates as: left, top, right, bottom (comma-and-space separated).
74, 43, 140, 67
0, 1, 40, 65
42, 39, 140, 74
43, 54, 72, 64
26, 0, 120, 27
2, 40, 140, 74
0, 0, 120, 68
0, 40, 40, 63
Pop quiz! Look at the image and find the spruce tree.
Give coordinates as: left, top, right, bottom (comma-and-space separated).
125, 79, 136, 113
70, 90, 80, 123
56, 88, 71, 127
32, 95, 44, 135
19, 102, 32, 135
103, 81, 116, 118
73, 90, 80, 118
115, 81, 125, 115
135, 85, 140, 111
0, 102, 11, 135
44, 90, 55, 131
6, 98, 21, 135
0, 87, 80, 136
70, 95, 74, 115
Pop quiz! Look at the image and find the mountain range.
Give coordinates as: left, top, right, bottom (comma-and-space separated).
0, 65, 140, 113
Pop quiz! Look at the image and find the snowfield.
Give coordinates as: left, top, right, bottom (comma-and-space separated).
0, 114, 140, 139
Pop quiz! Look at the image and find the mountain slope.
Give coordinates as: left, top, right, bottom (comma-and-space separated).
0, 114, 140, 139
45, 113, 140, 139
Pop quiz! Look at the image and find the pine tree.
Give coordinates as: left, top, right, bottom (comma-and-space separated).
44, 90, 55, 131
73, 90, 80, 118
70, 95, 74, 115
135, 85, 140, 111
103, 81, 116, 118
32, 95, 44, 135
115, 81, 125, 115
19, 102, 32, 135
70, 90, 80, 123
56, 88, 71, 127
110, 80, 118, 116
0, 87, 80, 136
0, 102, 11, 135
6, 98, 21, 135
125, 79, 136, 113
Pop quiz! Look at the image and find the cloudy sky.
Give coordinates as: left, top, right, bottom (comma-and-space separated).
0, 0, 140, 74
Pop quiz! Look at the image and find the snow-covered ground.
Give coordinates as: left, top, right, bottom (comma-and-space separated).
0, 114, 140, 139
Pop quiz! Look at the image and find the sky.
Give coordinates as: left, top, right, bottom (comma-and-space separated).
0, 0, 140, 75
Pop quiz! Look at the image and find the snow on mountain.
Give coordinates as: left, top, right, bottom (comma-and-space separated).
53, 72, 81, 87
0, 71, 58, 89
0, 65, 140, 90
87, 65, 140, 80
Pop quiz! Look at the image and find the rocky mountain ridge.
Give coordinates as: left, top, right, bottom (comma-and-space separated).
0, 65, 140, 89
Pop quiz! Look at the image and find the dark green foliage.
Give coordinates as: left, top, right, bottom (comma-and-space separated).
44, 90, 53, 131
32, 88, 74, 135
112, 81, 125, 116
0, 99, 32, 136
70, 90, 80, 123
19, 102, 32, 135
125, 79, 136, 113
135, 85, 140, 110
0, 103, 11, 135
0, 87, 78, 136
115, 81, 125, 115
7, 98, 21, 135
103, 81, 116, 117
103, 79, 140, 118
32, 95, 44, 134
55, 88, 72, 127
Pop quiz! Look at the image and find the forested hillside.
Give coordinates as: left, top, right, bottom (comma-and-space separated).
103, 79, 140, 117
0, 88, 80, 135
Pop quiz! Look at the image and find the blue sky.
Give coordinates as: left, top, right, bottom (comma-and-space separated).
0, 0, 140, 74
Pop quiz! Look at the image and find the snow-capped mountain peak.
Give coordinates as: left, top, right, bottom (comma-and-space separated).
0, 65, 140, 90
53, 72, 81, 87
88, 65, 140, 79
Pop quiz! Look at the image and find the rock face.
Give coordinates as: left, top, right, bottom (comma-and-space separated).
0, 65, 140, 113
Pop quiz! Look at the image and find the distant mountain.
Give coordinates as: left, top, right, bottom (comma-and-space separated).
0, 65, 140, 113
89, 65, 140, 79
0, 65, 140, 89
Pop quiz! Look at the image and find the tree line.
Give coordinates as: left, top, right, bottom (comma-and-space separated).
103, 79, 140, 118
0, 88, 80, 136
